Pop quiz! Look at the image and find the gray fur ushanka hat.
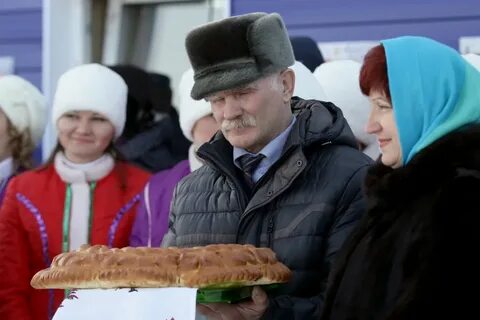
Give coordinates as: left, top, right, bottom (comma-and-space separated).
185, 12, 295, 100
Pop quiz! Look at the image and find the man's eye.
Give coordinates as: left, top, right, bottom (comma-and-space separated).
212, 98, 224, 103
238, 90, 252, 96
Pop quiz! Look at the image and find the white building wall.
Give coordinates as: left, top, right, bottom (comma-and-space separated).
146, 0, 228, 107
42, 0, 92, 159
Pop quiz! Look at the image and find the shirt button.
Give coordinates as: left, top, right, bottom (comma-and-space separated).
296, 160, 303, 167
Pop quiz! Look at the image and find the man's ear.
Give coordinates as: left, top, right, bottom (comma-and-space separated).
280, 68, 295, 102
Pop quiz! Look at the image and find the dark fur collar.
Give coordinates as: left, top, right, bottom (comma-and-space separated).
366, 125, 480, 200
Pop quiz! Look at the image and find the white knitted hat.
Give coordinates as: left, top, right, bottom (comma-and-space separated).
0, 75, 47, 146
52, 63, 127, 138
290, 61, 327, 100
314, 60, 380, 159
463, 53, 480, 71
178, 68, 212, 141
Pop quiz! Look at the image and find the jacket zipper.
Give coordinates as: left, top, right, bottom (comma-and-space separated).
238, 142, 332, 246
199, 141, 331, 245
239, 151, 307, 222
237, 148, 308, 245
266, 214, 275, 248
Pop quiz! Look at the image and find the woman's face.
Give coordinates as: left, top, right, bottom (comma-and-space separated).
0, 108, 12, 161
366, 90, 403, 168
191, 115, 219, 147
57, 110, 114, 163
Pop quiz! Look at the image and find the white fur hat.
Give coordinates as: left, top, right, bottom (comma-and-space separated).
52, 63, 127, 138
314, 60, 380, 159
463, 53, 480, 71
290, 61, 327, 100
178, 68, 212, 141
0, 75, 47, 146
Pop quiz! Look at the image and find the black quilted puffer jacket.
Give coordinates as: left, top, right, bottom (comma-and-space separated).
163, 98, 372, 319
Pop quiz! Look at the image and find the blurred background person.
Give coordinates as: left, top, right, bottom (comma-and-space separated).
321, 36, 480, 320
290, 60, 327, 101
110, 65, 190, 173
315, 60, 380, 160
290, 36, 325, 72
130, 67, 218, 247
148, 71, 173, 115
0, 63, 150, 320
0, 75, 47, 204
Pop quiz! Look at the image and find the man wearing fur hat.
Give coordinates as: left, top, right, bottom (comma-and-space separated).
162, 12, 372, 319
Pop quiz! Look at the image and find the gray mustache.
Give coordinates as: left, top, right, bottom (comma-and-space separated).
222, 116, 256, 131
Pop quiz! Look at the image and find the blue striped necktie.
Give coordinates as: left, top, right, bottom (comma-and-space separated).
237, 153, 265, 184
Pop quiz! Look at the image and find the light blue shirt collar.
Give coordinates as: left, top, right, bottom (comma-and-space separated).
234, 116, 296, 183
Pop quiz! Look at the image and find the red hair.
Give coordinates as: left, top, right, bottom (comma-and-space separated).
359, 44, 390, 100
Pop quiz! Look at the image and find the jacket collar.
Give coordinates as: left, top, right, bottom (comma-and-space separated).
199, 97, 357, 165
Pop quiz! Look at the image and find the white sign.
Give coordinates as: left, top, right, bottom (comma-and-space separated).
0, 56, 15, 75
53, 288, 198, 320
317, 40, 379, 63
459, 36, 480, 54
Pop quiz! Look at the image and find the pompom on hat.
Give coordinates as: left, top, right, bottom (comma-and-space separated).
52, 63, 128, 138
0, 75, 47, 146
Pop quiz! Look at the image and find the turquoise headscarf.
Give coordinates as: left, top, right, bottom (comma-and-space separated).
381, 36, 480, 164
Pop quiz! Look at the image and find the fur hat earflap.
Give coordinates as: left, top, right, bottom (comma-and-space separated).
186, 12, 295, 100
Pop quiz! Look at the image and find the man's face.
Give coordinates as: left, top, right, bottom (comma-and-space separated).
206, 71, 294, 153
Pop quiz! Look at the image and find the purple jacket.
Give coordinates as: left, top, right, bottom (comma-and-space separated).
129, 160, 190, 247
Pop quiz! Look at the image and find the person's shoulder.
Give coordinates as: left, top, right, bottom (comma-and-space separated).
117, 161, 151, 178
311, 144, 373, 167
151, 160, 190, 180
14, 165, 55, 183
148, 160, 191, 188
305, 145, 373, 187
8, 164, 56, 194
175, 163, 219, 191
114, 162, 151, 189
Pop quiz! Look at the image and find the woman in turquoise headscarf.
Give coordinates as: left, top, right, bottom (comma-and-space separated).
321, 36, 480, 320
